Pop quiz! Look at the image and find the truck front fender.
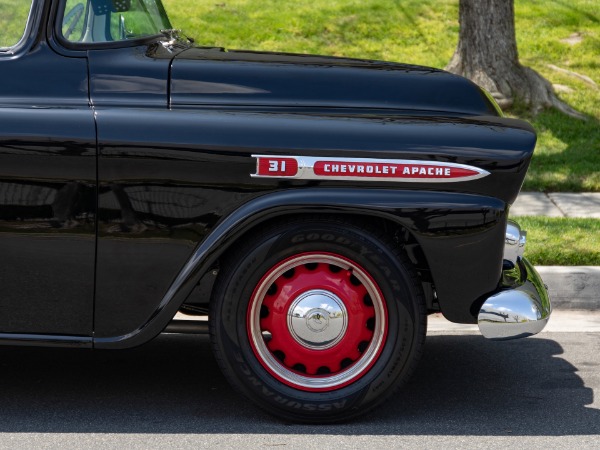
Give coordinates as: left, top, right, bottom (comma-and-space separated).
94, 188, 506, 348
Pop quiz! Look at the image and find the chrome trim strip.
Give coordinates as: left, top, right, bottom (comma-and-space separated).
251, 155, 490, 183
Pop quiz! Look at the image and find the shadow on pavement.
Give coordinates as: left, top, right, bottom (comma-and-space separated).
0, 333, 597, 435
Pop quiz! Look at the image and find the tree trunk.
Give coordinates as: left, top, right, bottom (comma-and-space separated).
446, 0, 583, 118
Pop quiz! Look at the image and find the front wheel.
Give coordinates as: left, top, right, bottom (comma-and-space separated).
210, 218, 426, 422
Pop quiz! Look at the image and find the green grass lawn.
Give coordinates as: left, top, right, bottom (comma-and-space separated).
0, 1, 33, 48
164, 0, 600, 192
517, 217, 600, 265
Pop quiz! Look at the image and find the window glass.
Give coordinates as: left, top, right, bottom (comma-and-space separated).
62, 0, 172, 44
0, 0, 34, 49
62, 0, 87, 42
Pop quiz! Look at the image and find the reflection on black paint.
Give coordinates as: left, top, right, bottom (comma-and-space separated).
0, 43, 95, 335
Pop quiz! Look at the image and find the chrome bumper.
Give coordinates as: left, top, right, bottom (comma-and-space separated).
478, 220, 551, 340
504, 220, 527, 265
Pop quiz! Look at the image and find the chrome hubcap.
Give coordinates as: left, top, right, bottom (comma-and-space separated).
287, 290, 348, 349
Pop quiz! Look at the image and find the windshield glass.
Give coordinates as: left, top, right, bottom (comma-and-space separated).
0, 0, 34, 50
61, 0, 172, 44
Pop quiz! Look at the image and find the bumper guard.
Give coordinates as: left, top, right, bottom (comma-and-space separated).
478, 257, 552, 340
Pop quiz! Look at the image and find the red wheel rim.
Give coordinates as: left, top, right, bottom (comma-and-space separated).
247, 252, 388, 392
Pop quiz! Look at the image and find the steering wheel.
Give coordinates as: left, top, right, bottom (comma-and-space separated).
63, 3, 85, 40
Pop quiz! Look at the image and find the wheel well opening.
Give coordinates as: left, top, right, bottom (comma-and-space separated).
179, 213, 436, 316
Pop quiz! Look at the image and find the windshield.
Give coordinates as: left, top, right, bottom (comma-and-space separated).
61, 0, 172, 44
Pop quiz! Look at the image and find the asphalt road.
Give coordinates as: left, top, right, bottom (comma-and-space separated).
0, 328, 598, 449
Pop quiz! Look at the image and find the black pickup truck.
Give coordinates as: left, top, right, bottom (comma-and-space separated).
0, 0, 550, 422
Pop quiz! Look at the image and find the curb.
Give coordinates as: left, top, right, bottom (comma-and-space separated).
536, 266, 600, 310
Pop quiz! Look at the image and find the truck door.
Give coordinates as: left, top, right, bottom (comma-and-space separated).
0, 2, 96, 338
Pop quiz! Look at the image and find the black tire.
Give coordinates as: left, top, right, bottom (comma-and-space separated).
210, 218, 426, 422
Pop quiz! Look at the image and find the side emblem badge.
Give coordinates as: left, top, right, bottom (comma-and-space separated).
252, 155, 489, 183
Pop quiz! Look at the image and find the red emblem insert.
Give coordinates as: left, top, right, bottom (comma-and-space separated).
314, 161, 478, 179
256, 157, 299, 177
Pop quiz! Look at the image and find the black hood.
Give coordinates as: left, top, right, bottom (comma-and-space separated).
170, 47, 500, 116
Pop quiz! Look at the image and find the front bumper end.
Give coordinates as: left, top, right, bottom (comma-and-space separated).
478, 220, 551, 340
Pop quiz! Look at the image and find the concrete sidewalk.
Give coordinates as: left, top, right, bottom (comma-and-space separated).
511, 192, 600, 218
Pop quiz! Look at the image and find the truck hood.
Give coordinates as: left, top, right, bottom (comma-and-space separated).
170, 47, 500, 116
